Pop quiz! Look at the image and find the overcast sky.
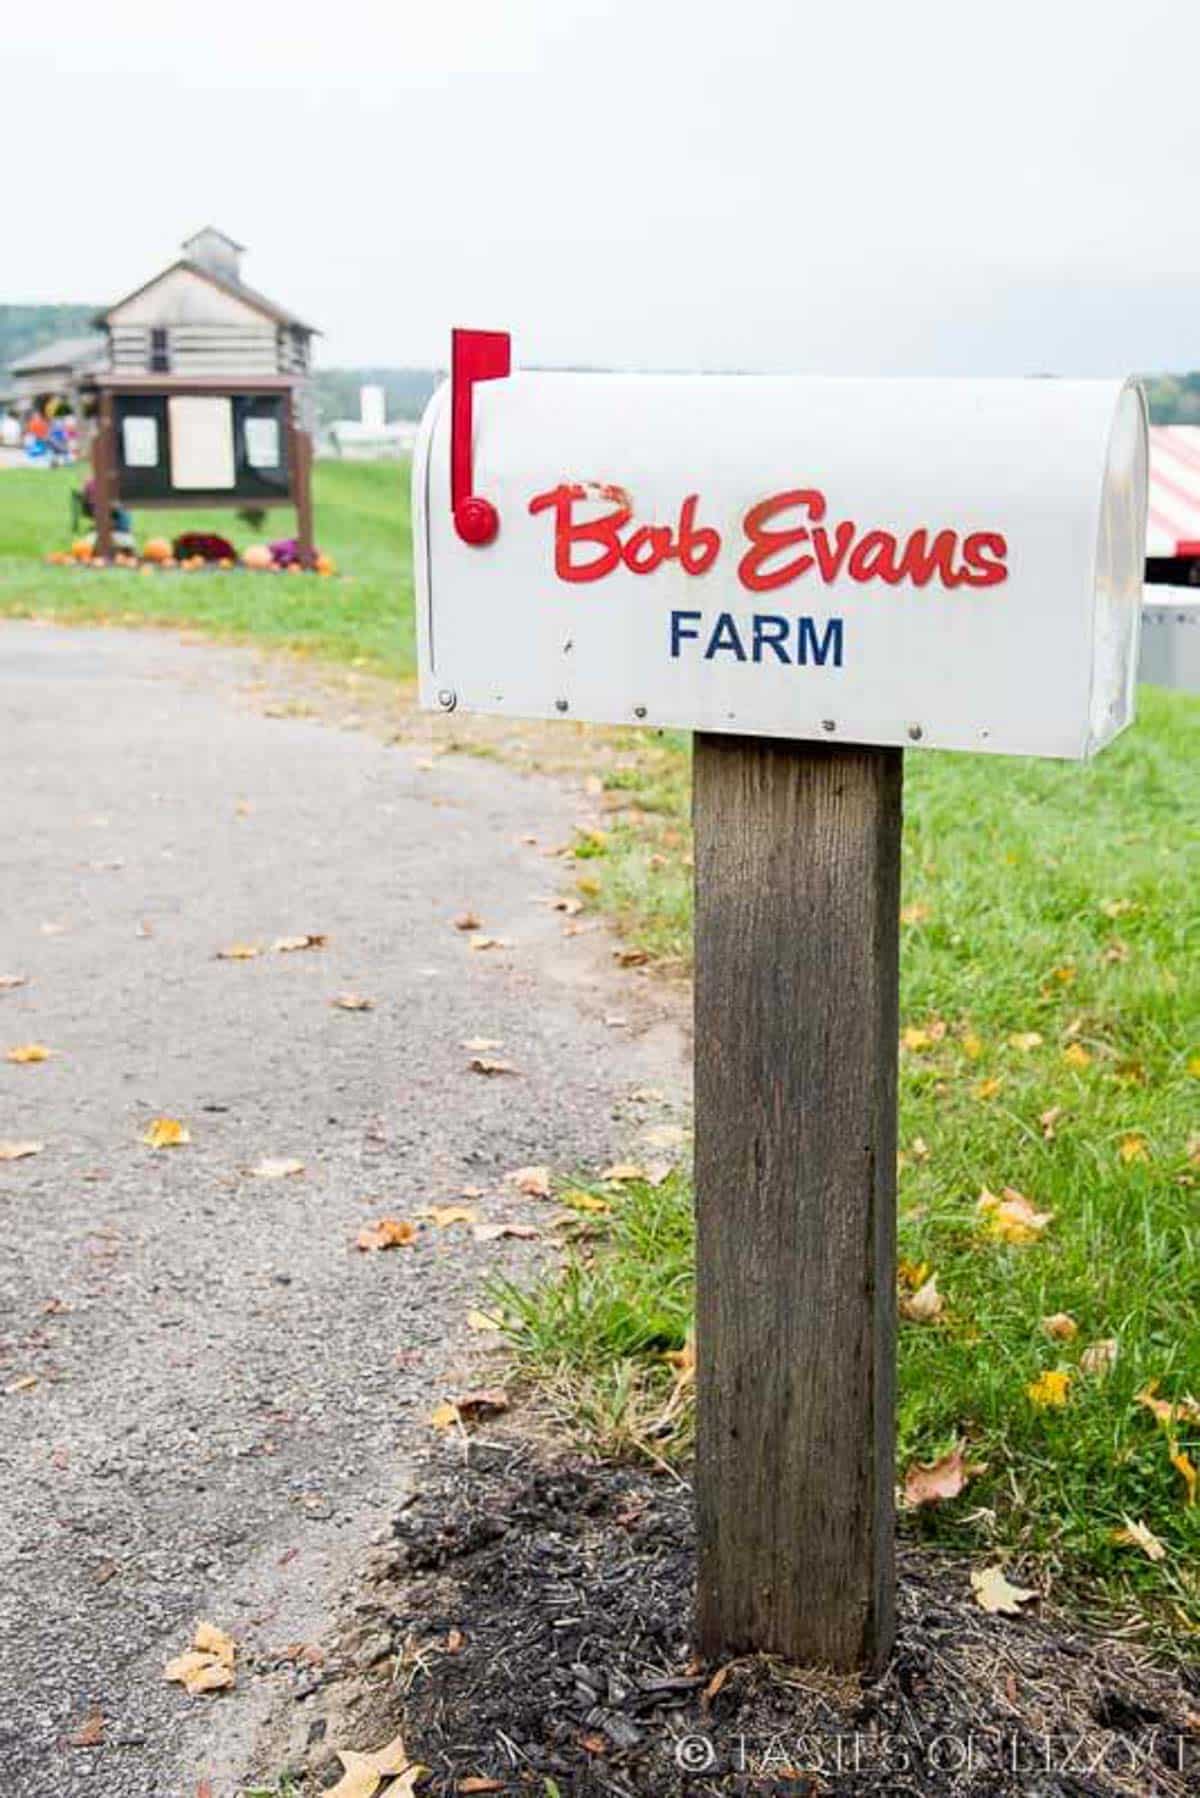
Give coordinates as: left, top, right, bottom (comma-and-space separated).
7, 1, 1199, 376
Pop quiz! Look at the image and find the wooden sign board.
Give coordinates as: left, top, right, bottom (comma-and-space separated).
415, 332, 1150, 1672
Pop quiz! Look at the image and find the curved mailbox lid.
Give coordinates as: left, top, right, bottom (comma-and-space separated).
415, 367, 1147, 760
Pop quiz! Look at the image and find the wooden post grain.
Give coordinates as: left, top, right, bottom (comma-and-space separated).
93, 393, 115, 563
289, 394, 315, 566
693, 733, 902, 1672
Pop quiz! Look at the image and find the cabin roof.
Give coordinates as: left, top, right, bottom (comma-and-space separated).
9, 334, 107, 376
97, 258, 319, 336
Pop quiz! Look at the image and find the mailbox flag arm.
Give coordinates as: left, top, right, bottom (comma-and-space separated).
451, 328, 511, 546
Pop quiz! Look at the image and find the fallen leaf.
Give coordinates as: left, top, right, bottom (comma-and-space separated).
216, 943, 260, 961
6, 1043, 51, 1064
644, 1123, 686, 1150
559, 1190, 611, 1215
1008, 1031, 1044, 1053
1112, 1516, 1166, 1561
327, 1735, 422, 1798
142, 1117, 190, 1149
1135, 1383, 1200, 1427
356, 1217, 417, 1251
472, 1221, 541, 1243
4, 1374, 38, 1395
273, 933, 327, 952
468, 1057, 517, 1076
462, 1037, 503, 1052
901, 1274, 944, 1323
1172, 1450, 1198, 1507
904, 1448, 976, 1507
1039, 1106, 1064, 1141
974, 1077, 1004, 1101
430, 1402, 461, 1430
644, 1160, 674, 1186
900, 901, 930, 925
1188, 1053, 1200, 1079
1062, 1042, 1092, 1070
1102, 938, 1131, 965
469, 934, 513, 952
1027, 1369, 1072, 1408
332, 993, 375, 1011
164, 1621, 238, 1694
702, 1664, 731, 1706
505, 1165, 551, 1198
1118, 1133, 1149, 1165
1100, 897, 1137, 919
253, 1157, 305, 1180
1080, 1338, 1119, 1378
601, 1162, 647, 1183
902, 1026, 933, 1052
1041, 1313, 1077, 1341
453, 911, 481, 931
466, 1308, 504, 1332
423, 1205, 477, 1227
614, 947, 649, 967
453, 1387, 510, 1419
971, 1566, 1037, 1614
193, 1622, 237, 1667
0, 975, 29, 991
69, 1709, 105, 1748
0, 1140, 43, 1161
977, 1188, 1052, 1244
961, 1032, 985, 1060
458, 1780, 505, 1794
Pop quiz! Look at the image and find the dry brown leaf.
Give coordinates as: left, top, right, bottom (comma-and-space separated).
216, 943, 260, 961
468, 934, 513, 952
6, 1043, 51, 1064
900, 901, 931, 925
273, 933, 327, 952
356, 1217, 417, 1252
142, 1117, 190, 1149
452, 911, 481, 931
0, 1140, 43, 1161
472, 1221, 541, 1243
1135, 1383, 1200, 1428
163, 1652, 235, 1696
1041, 1313, 1078, 1341
903, 1447, 976, 1508
900, 1274, 944, 1324
69, 1708, 105, 1748
458, 1780, 505, 1794
423, 1205, 477, 1228
1102, 938, 1131, 964
971, 1566, 1037, 1614
462, 1037, 503, 1052
1040, 1106, 1064, 1141
1080, 1338, 1119, 1378
976, 1188, 1052, 1244
4, 1374, 38, 1395
430, 1401, 461, 1431
0, 975, 29, 991
1112, 1516, 1166, 1561
505, 1165, 551, 1198
614, 946, 650, 966
332, 993, 374, 1012
193, 1622, 237, 1667
253, 1157, 305, 1180
468, 1057, 517, 1076
453, 1387, 510, 1419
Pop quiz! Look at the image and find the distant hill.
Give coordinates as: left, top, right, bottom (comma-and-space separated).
312, 366, 441, 426
0, 303, 100, 378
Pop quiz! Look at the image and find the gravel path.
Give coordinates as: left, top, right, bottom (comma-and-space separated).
0, 622, 688, 1797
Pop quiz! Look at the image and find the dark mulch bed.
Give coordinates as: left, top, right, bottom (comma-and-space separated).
301, 1440, 1199, 1797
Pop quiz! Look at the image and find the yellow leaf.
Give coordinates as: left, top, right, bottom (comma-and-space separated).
977, 1188, 1052, 1244
253, 1157, 305, 1180
1008, 1031, 1044, 1053
1188, 1054, 1200, 1079
908, 1137, 931, 1163
1118, 1133, 1149, 1164
430, 1401, 460, 1430
1080, 1338, 1119, 1377
0, 1140, 43, 1161
6, 1043, 50, 1064
902, 1026, 932, 1053
1027, 1369, 1071, 1408
575, 875, 601, 897
1172, 1450, 1198, 1507
600, 1163, 647, 1183
1040, 1313, 1077, 1341
1112, 1515, 1166, 1561
560, 1189, 611, 1214
900, 1274, 943, 1324
466, 1309, 504, 1333
142, 1117, 190, 1149
961, 1033, 984, 1060
1049, 964, 1076, 985
423, 1206, 477, 1227
1100, 897, 1137, 919
974, 1076, 1004, 1101
192, 1622, 236, 1668
971, 1565, 1037, 1614
898, 1257, 930, 1290
505, 1165, 551, 1198
1062, 1042, 1092, 1070
356, 1217, 417, 1251
215, 943, 260, 961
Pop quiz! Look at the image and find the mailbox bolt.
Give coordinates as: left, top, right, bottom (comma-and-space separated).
821, 719, 836, 734
634, 705, 647, 720
555, 698, 569, 713
436, 689, 457, 712
908, 724, 924, 741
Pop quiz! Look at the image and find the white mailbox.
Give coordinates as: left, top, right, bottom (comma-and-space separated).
415, 333, 1148, 759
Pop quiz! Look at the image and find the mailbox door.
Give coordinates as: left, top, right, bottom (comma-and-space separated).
416, 372, 1146, 759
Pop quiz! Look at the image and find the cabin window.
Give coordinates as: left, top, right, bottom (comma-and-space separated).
121, 414, 159, 468
244, 416, 281, 469
149, 327, 170, 374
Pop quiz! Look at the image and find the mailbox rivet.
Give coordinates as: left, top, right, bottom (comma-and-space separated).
908, 724, 924, 741
555, 698, 569, 713
634, 705, 647, 720
436, 689, 457, 712
821, 719, 836, 733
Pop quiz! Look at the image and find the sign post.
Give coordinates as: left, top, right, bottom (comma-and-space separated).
415, 332, 1149, 1671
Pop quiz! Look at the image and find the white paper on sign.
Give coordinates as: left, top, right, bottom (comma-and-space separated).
121, 415, 158, 468
168, 396, 235, 490
244, 416, 280, 469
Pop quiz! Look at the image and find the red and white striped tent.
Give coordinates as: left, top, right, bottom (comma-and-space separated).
1148, 426, 1200, 557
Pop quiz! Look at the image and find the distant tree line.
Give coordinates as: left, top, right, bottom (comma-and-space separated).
311, 366, 441, 426
0, 304, 100, 380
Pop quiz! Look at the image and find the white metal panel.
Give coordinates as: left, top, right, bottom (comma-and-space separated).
416, 372, 1147, 760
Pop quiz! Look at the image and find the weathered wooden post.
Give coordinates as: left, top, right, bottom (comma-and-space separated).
92, 390, 115, 562
414, 333, 1149, 1672
693, 734, 901, 1670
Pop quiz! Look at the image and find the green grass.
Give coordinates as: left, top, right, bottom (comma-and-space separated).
504, 689, 1200, 1629
0, 460, 415, 676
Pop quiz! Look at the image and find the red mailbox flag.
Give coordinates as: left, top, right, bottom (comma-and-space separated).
451, 328, 511, 546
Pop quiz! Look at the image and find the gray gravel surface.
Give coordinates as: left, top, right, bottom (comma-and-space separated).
0, 623, 688, 1797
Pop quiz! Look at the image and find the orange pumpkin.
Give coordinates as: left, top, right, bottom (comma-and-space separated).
71, 538, 94, 562
242, 543, 272, 570
142, 537, 172, 564
316, 552, 336, 576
